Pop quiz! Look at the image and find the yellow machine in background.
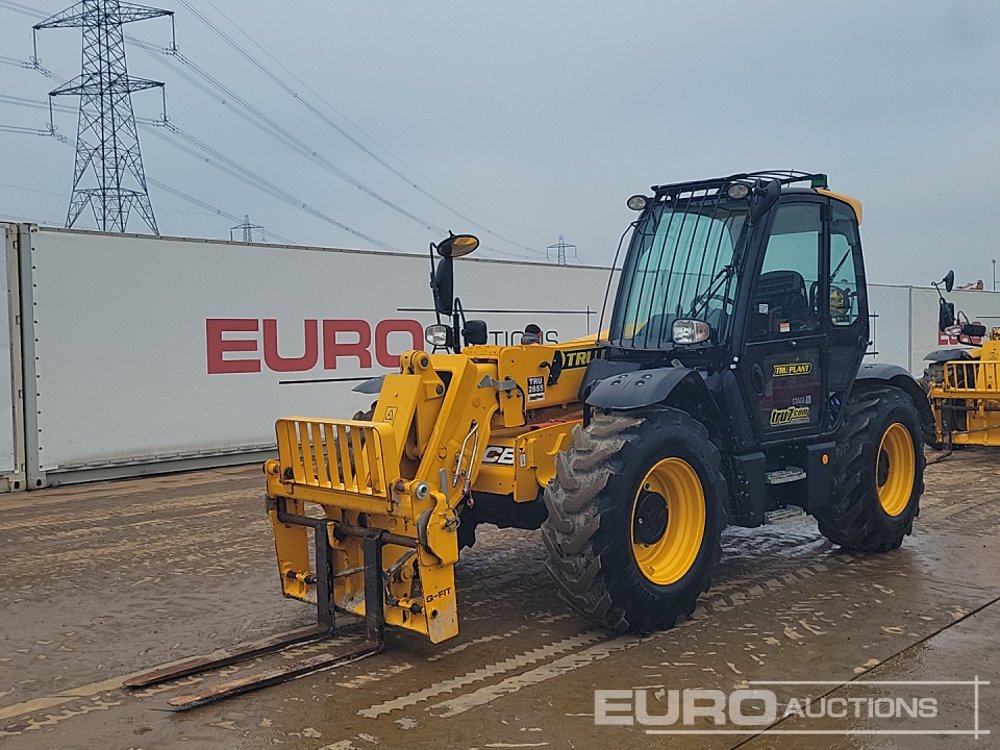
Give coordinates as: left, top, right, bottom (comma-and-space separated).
926, 336, 1000, 448
922, 271, 1000, 449
927, 337, 1000, 447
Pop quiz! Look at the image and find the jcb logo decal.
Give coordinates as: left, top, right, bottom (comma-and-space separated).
561, 347, 604, 369
770, 406, 811, 426
483, 445, 515, 465
773, 363, 813, 377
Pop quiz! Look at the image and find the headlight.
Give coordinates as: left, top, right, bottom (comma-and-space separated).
627, 194, 649, 211
726, 183, 750, 200
425, 324, 450, 347
672, 319, 711, 345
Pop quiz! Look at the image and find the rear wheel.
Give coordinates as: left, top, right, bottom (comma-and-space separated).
814, 386, 924, 552
541, 409, 726, 631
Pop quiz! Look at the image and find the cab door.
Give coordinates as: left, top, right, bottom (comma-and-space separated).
740, 200, 828, 441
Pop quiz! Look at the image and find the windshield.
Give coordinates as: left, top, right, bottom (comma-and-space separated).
609, 200, 749, 349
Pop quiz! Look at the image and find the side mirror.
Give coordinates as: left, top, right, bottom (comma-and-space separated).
432, 260, 454, 316
463, 319, 488, 346
749, 178, 781, 220
430, 233, 479, 317
938, 297, 956, 332
943, 270, 955, 293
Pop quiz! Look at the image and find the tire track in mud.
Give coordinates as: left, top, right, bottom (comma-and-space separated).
352, 534, 872, 720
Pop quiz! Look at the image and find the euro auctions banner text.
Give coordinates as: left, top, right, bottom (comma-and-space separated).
27, 229, 609, 472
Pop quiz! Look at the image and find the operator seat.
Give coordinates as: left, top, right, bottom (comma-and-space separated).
753, 270, 814, 334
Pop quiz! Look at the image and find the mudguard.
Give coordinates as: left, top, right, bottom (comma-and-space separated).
586, 366, 700, 410
586, 366, 724, 438
924, 348, 973, 363
856, 363, 933, 442
352, 375, 385, 394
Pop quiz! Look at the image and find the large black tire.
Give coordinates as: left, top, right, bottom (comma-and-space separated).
541, 409, 727, 632
815, 385, 925, 552
920, 362, 966, 448
918, 362, 944, 393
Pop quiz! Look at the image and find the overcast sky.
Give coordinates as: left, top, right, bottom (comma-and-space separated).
1, 1, 998, 286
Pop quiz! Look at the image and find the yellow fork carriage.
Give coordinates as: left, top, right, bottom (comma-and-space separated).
126, 342, 594, 708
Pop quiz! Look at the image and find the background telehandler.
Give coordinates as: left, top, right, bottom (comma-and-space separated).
922, 270, 1000, 449
128, 170, 929, 709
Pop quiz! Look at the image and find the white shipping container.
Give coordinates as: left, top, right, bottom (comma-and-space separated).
2, 222, 998, 489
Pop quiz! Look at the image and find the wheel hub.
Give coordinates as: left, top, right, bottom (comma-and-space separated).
877, 449, 890, 487
633, 490, 668, 545
876, 422, 916, 517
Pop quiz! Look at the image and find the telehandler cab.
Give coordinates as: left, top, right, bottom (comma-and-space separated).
128, 170, 929, 709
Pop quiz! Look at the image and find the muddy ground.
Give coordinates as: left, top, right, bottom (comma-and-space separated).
0, 449, 996, 749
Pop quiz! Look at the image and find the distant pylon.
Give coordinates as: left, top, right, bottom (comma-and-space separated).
546, 235, 577, 266
33, 1, 176, 234
230, 214, 265, 243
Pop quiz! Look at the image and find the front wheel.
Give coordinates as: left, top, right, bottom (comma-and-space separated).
815, 385, 925, 552
541, 408, 727, 632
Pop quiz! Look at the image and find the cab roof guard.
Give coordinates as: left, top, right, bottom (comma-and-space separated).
651, 170, 828, 200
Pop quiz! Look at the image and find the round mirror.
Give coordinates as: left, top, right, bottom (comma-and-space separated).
437, 233, 480, 258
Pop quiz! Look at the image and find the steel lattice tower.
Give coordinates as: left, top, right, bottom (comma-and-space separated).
34, 1, 174, 234
546, 235, 577, 266
230, 214, 264, 243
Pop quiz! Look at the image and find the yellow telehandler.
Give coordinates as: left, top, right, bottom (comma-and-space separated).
128, 171, 930, 709
922, 271, 1000, 449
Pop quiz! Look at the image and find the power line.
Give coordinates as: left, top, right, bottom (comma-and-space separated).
126, 41, 535, 259
0, 87, 400, 251
0, 123, 54, 137
130, 41, 541, 260
0, 0, 42, 18
179, 0, 550, 247
129, 38, 451, 238
0, 118, 303, 244
141, 121, 401, 251
1, 1, 541, 258
10, 0, 430, 247
147, 178, 297, 244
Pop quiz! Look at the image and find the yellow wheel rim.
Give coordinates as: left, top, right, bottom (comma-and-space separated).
876, 423, 915, 517
630, 457, 706, 585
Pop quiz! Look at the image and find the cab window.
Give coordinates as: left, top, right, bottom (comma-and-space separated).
749, 203, 821, 340
829, 202, 862, 327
